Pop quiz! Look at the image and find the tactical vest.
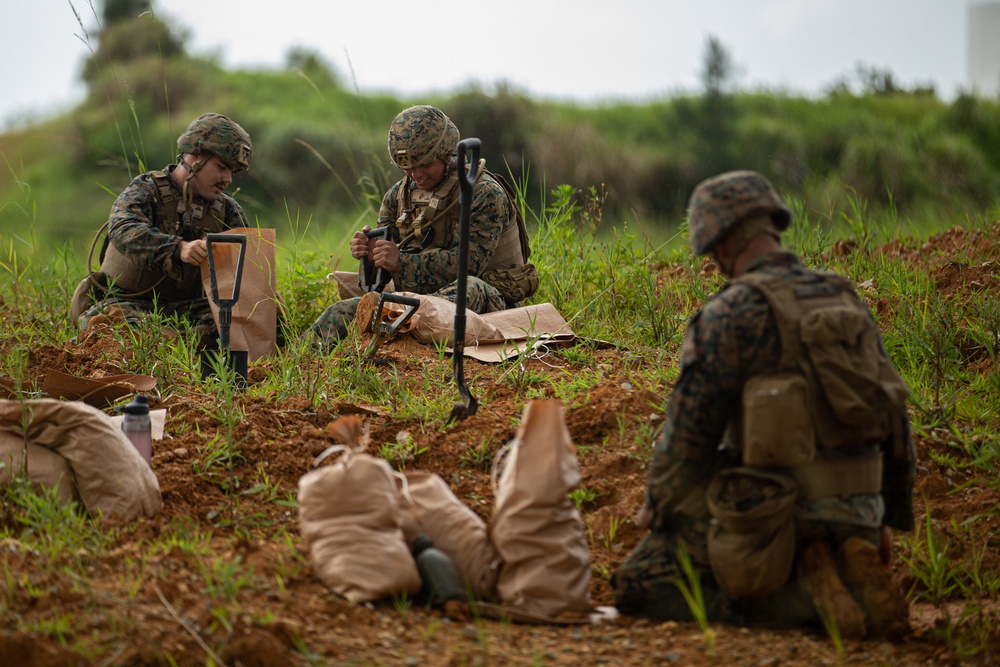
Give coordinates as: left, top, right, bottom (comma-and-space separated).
393, 160, 537, 304
99, 171, 227, 302
732, 269, 911, 500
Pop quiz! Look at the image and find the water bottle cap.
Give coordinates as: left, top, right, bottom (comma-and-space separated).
123, 394, 150, 415
411, 533, 434, 555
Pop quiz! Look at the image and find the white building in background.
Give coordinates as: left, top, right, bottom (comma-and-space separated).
969, 2, 1000, 97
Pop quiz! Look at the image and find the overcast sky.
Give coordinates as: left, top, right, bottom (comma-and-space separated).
0, 0, 978, 128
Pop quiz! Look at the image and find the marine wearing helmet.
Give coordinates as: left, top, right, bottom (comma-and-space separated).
177, 112, 253, 173
387, 105, 460, 171
687, 170, 791, 257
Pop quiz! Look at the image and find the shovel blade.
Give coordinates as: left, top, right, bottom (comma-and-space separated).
447, 393, 479, 424
200, 349, 249, 390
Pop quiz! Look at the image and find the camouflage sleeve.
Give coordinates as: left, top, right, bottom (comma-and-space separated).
881, 402, 917, 532
395, 176, 509, 294
868, 309, 917, 532
106, 175, 187, 280
377, 181, 402, 226
646, 286, 779, 530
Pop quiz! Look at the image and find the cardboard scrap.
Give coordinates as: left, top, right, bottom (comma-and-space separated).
459, 303, 577, 363
40, 370, 157, 408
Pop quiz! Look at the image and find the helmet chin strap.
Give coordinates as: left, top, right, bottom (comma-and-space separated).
179, 153, 211, 207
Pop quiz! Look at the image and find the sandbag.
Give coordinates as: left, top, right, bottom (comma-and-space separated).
401, 293, 504, 347
491, 399, 591, 618
0, 399, 162, 520
298, 453, 421, 603
0, 429, 76, 503
400, 471, 501, 599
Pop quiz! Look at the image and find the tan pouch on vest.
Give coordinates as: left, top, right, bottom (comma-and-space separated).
482, 263, 540, 305
742, 373, 816, 467
706, 467, 798, 598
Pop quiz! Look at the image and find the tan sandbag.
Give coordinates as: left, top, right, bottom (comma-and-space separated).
0, 399, 162, 520
298, 453, 421, 603
401, 293, 504, 347
400, 471, 501, 599
491, 399, 591, 618
0, 428, 76, 503
201, 227, 279, 362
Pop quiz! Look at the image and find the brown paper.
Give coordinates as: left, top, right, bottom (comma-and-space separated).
298, 454, 421, 603
200, 227, 278, 362
40, 370, 157, 408
0, 399, 162, 520
490, 399, 592, 618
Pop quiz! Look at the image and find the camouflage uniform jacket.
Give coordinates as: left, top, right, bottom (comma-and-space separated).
377, 164, 513, 295
646, 252, 916, 534
105, 164, 248, 299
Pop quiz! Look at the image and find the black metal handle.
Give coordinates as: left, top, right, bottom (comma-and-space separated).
361, 227, 390, 293
205, 233, 247, 307
453, 138, 481, 349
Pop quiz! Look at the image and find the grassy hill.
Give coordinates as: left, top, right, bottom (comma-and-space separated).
2, 9, 999, 264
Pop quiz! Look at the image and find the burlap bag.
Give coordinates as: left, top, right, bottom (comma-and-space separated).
490, 399, 591, 618
399, 471, 501, 599
298, 452, 421, 603
0, 399, 162, 520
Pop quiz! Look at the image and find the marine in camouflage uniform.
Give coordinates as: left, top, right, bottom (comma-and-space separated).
613, 171, 916, 636
308, 106, 536, 349
73, 113, 252, 345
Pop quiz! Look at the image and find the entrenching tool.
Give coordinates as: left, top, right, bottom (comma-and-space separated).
363, 292, 421, 361
360, 226, 393, 293
200, 233, 248, 389
447, 138, 481, 423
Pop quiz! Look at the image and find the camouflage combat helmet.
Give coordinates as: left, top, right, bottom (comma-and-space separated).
387, 105, 459, 170
176, 113, 252, 172
687, 170, 791, 255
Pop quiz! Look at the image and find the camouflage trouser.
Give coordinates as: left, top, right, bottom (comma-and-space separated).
78, 297, 219, 347
306, 276, 506, 350
612, 514, 743, 624
612, 514, 881, 628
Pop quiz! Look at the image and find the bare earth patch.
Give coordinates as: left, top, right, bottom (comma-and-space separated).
4, 224, 1000, 665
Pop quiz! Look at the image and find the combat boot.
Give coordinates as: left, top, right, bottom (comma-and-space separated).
838, 537, 910, 639
796, 540, 866, 639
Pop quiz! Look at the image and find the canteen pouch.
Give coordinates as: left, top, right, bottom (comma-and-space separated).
742, 373, 816, 467
706, 467, 798, 598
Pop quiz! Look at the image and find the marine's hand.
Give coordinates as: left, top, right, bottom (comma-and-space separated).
372, 239, 401, 273
636, 503, 651, 530
180, 239, 207, 266
879, 525, 893, 566
351, 226, 373, 260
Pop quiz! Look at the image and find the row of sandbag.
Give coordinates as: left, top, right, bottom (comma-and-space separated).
298, 399, 591, 620
0, 399, 162, 520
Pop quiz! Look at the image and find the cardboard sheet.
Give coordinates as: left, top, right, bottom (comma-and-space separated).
460, 303, 576, 363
